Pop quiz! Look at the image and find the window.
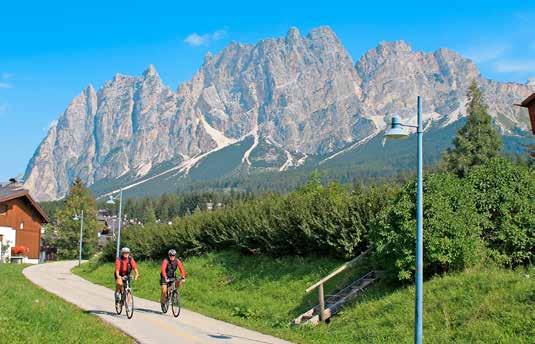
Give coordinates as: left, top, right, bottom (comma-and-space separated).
20, 221, 24, 229
0, 204, 6, 215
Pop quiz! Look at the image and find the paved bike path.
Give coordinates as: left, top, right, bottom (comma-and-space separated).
23, 261, 292, 344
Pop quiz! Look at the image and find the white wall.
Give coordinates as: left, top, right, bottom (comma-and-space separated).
0, 226, 16, 262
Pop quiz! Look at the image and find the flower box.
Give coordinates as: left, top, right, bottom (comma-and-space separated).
11, 246, 28, 255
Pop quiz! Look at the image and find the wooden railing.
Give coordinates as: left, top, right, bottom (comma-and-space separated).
305, 247, 370, 322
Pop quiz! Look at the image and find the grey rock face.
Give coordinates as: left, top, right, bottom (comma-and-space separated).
356, 42, 532, 132
24, 66, 219, 200
23, 27, 533, 200
179, 26, 362, 154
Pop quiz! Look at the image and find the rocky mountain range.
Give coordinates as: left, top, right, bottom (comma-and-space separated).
23, 26, 534, 200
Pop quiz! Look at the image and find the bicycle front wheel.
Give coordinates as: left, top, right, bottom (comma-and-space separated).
171, 290, 181, 317
115, 294, 123, 315
125, 290, 134, 319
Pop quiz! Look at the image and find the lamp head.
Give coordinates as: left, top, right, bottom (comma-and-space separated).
106, 195, 115, 205
384, 116, 409, 139
73, 215, 80, 221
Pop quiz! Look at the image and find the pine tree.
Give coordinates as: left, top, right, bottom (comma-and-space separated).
54, 178, 98, 259
444, 80, 502, 177
142, 204, 157, 224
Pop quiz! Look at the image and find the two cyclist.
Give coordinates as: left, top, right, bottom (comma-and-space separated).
160, 249, 186, 309
114, 247, 186, 312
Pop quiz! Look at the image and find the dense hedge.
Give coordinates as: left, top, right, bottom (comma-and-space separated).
103, 159, 534, 282
103, 181, 396, 261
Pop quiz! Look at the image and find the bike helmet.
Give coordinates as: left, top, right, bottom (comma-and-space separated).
121, 247, 130, 254
168, 249, 177, 256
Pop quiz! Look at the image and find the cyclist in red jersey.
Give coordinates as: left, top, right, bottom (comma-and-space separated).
160, 249, 186, 305
115, 247, 139, 302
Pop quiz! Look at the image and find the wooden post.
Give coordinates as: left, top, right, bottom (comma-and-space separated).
318, 283, 325, 322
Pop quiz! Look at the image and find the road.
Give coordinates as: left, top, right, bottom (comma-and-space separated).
23, 261, 292, 344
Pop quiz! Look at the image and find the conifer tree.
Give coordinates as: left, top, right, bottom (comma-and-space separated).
54, 178, 98, 259
142, 204, 157, 224
444, 80, 502, 176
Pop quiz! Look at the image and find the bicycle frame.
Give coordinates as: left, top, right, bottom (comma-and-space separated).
166, 278, 177, 298
164, 277, 182, 317
116, 275, 134, 319
122, 276, 132, 294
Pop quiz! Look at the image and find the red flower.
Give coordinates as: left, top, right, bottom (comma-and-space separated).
12, 246, 27, 255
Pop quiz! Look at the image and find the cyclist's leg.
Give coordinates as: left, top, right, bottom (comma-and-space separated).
117, 276, 124, 292
160, 276, 168, 303
115, 274, 123, 301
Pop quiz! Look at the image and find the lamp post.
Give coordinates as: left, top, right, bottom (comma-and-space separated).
73, 210, 84, 267
106, 188, 123, 258
384, 96, 423, 344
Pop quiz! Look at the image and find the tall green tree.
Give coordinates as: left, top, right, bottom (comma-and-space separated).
444, 80, 502, 177
55, 178, 98, 259
142, 204, 157, 224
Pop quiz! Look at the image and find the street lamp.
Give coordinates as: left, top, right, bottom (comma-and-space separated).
72, 210, 84, 267
384, 96, 424, 344
106, 188, 123, 258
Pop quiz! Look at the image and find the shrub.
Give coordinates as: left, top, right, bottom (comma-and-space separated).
102, 180, 394, 261
467, 158, 535, 266
371, 173, 484, 281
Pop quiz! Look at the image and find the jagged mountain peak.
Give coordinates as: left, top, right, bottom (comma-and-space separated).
204, 51, 213, 63
286, 27, 301, 42
376, 40, 412, 53
143, 64, 158, 77
23, 26, 533, 201
85, 83, 96, 93
306, 25, 336, 38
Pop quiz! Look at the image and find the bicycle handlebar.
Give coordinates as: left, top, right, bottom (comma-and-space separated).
166, 277, 185, 282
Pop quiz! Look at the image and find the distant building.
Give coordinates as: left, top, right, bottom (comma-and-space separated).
206, 201, 214, 211
97, 209, 111, 221
0, 179, 49, 263
205, 201, 223, 212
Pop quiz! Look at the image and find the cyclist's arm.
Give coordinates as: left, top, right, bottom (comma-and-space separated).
131, 258, 139, 279
177, 259, 186, 279
161, 259, 168, 278
115, 259, 121, 279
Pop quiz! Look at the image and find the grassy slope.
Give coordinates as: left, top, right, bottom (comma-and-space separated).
0, 264, 133, 344
74, 251, 534, 344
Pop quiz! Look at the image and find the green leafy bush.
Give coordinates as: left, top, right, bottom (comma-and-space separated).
103, 180, 395, 261
371, 173, 484, 281
101, 160, 533, 282
467, 158, 535, 266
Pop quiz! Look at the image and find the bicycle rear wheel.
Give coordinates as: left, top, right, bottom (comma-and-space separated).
171, 290, 181, 317
125, 290, 134, 319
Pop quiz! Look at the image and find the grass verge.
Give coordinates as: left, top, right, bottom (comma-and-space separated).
0, 264, 133, 344
74, 251, 534, 344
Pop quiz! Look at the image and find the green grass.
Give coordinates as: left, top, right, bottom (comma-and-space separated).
0, 264, 133, 344
74, 251, 534, 344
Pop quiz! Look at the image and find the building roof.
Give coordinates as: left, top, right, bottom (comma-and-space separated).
520, 93, 535, 107
0, 187, 50, 223
516, 93, 535, 135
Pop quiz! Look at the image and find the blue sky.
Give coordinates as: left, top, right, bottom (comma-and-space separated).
1, 0, 534, 181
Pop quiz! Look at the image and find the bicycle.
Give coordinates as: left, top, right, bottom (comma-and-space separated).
160, 277, 182, 317
115, 275, 135, 319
